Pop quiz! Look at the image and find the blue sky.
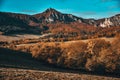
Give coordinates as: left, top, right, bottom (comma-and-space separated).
0, 0, 120, 19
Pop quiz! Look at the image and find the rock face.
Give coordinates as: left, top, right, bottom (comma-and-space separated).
96, 14, 120, 27
100, 19, 113, 28
33, 8, 81, 23
0, 8, 120, 34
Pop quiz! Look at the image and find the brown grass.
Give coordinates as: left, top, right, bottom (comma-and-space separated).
27, 36, 120, 74
1, 68, 120, 80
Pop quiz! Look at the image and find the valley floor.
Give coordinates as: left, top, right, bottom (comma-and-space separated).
0, 34, 43, 42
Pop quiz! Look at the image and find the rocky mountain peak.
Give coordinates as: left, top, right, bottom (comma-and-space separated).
97, 14, 120, 27
34, 8, 81, 23
44, 8, 59, 13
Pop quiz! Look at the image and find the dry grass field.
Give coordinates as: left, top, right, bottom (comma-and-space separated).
0, 35, 120, 80
0, 68, 120, 80
0, 34, 42, 42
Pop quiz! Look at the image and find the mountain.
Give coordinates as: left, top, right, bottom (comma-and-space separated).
33, 8, 120, 27
0, 8, 120, 35
96, 14, 120, 27
0, 12, 40, 34
33, 8, 82, 23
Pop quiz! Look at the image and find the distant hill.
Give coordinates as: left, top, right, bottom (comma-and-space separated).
0, 8, 120, 35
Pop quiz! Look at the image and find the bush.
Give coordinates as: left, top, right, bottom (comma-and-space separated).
31, 43, 62, 64
87, 39, 111, 56
85, 57, 105, 73
60, 42, 88, 69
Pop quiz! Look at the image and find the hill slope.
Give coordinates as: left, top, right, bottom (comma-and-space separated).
0, 47, 120, 80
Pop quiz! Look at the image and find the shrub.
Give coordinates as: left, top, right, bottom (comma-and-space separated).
31, 43, 62, 64
60, 42, 89, 69
96, 36, 120, 73
85, 57, 105, 73
87, 39, 111, 56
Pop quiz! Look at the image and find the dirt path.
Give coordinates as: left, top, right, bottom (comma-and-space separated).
16, 37, 115, 47
0, 68, 120, 80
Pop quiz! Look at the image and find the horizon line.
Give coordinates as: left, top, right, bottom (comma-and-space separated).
0, 8, 119, 20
